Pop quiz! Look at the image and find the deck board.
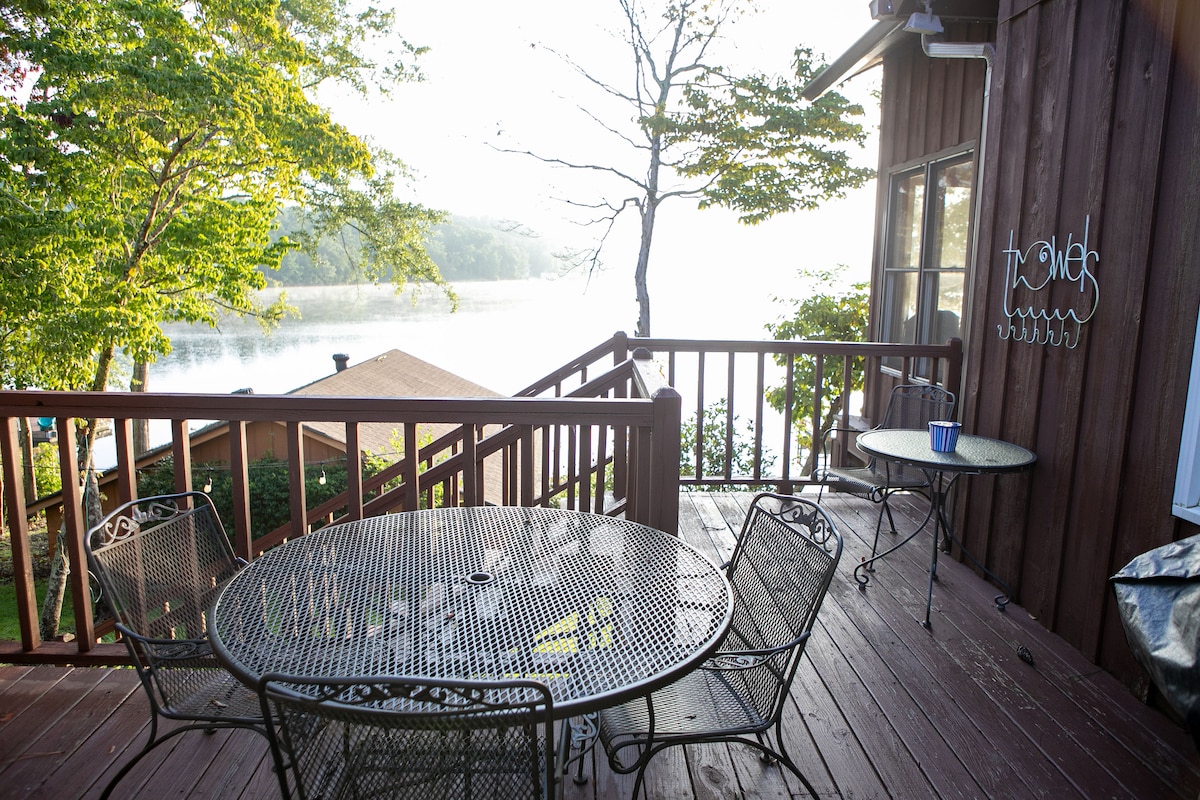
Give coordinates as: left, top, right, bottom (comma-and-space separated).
1, 491, 1197, 799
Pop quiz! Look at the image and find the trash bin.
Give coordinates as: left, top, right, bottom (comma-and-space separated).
1112, 534, 1200, 747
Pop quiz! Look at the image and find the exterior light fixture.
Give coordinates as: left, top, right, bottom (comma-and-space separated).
904, 1, 943, 35
318, 470, 327, 485
203, 473, 213, 493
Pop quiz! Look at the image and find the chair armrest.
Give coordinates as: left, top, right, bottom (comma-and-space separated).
700, 630, 811, 671
817, 424, 877, 478
115, 622, 214, 662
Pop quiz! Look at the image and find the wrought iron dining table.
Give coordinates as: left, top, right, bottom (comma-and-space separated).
854, 429, 1037, 628
209, 505, 733, 781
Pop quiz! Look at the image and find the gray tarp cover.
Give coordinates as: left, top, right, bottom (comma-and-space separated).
1112, 534, 1200, 740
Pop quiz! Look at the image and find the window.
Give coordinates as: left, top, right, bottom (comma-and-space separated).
880, 151, 975, 377
1173, 311, 1200, 524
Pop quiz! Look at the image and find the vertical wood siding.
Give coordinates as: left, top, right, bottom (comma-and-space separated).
950, 0, 1200, 693
866, 22, 990, 424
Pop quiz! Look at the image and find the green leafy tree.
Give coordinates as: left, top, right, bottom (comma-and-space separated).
0, 0, 442, 410
506, 0, 873, 336
31, 442, 61, 499
680, 398, 775, 490
765, 265, 869, 476
0, 0, 442, 636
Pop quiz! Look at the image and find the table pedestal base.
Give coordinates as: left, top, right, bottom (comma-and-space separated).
853, 470, 1011, 628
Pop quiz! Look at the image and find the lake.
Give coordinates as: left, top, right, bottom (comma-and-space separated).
149, 271, 807, 397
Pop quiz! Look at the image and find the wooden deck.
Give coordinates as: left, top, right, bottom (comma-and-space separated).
1, 491, 1197, 799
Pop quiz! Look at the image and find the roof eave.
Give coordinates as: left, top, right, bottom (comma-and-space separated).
801, 19, 906, 101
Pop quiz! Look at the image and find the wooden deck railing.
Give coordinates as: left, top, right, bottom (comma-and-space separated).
0, 334, 960, 665
520, 333, 964, 491
0, 351, 679, 664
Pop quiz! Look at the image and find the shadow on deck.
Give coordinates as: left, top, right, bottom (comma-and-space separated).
1, 492, 1196, 799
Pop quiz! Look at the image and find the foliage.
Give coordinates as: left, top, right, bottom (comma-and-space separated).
3, 0, 444, 633
271, 213, 559, 284
362, 428, 445, 509
31, 442, 61, 498
425, 217, 560, 282
138, 456, 351, 540
511, 0, 874, 336
0, 0, 442, 399
764, 265, 870, 475
680, 398, 775, 490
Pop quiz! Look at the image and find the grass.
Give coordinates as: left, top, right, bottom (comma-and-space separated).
1, 521, 83, 642
0, 578, 78, 642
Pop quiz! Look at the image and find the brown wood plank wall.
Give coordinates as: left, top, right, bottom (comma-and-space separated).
866, 22, 992, 427
956, 0, 1200, 693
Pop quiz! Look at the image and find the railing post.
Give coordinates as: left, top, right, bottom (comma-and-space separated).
946, 337, 964, 412
230, 421, 253, 559
344, 422, 364, 521
112, 418, 137, 507
171, 419, 192, 495
1, 417, 38, 651
462, 425, 479, 505
402, 422, 420, 511
613, 331, 630, 500
648, 387, 681, 534
287, 421, 307, 538
58, 418, 93, 650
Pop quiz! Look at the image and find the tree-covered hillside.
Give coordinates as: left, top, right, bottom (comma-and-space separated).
271, 213, 560, 284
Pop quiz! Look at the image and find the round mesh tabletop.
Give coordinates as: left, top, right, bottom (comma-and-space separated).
211, 506, 733, 717
857, 429, 1037, 475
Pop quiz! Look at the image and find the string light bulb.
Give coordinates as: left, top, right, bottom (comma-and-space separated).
203, 473, 213, 493
318, 470, 327, 485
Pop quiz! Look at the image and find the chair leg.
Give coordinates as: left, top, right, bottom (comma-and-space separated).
869, 500, 889, 562
881, 496, 899, 535
103, 715, 268, 799
100, 713, 171, 800
773, 740, 820, 799
631, 761, 650, 800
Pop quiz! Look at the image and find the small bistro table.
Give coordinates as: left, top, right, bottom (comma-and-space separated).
209, 505, 733, 778
854, 429, 1037, 628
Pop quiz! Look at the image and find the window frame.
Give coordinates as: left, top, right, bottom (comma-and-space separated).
1173, 310, 1200, 525
878, 146, 977, 379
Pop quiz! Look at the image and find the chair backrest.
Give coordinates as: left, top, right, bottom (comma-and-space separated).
259, 674, 555, 800
85, 492, 241, 642
720, 493, 842, 723
878, 384, 956, 430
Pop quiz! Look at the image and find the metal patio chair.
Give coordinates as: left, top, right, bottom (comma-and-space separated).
597, 492, 842, 799
84, 492, 267, 799
258, 674, 556, 800
817, 384, 955, 550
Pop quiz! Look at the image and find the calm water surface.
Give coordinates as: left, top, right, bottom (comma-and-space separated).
149, 273, 795, 396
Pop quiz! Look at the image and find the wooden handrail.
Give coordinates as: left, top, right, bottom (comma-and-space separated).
0, 334, 961, 665
0, 382, 677, 662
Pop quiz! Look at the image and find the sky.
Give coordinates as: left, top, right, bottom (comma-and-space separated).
320, 0, 883, 325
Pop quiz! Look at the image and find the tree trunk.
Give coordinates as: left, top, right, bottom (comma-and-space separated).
39, 519, 68, 641
634, 202, 655, 337
131, 359, 150, 456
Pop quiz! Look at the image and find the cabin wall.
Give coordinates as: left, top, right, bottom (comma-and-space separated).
187, 422, 345, 466
955, 0, 1200, 695
865, 21, 992, 423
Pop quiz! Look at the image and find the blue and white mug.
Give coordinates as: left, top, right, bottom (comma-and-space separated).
929, 420, 962, 452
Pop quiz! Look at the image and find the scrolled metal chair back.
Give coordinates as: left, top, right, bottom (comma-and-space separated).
259, 674, 556, 800
721, 492, 842, 722
87, 491, 241, 643
83, 491, 265, 800
880, 384, 956, 430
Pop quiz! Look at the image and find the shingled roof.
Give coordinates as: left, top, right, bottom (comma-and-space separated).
290, 349, 503, 457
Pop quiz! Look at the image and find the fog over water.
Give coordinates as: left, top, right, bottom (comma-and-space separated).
147, 263, 817, 398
